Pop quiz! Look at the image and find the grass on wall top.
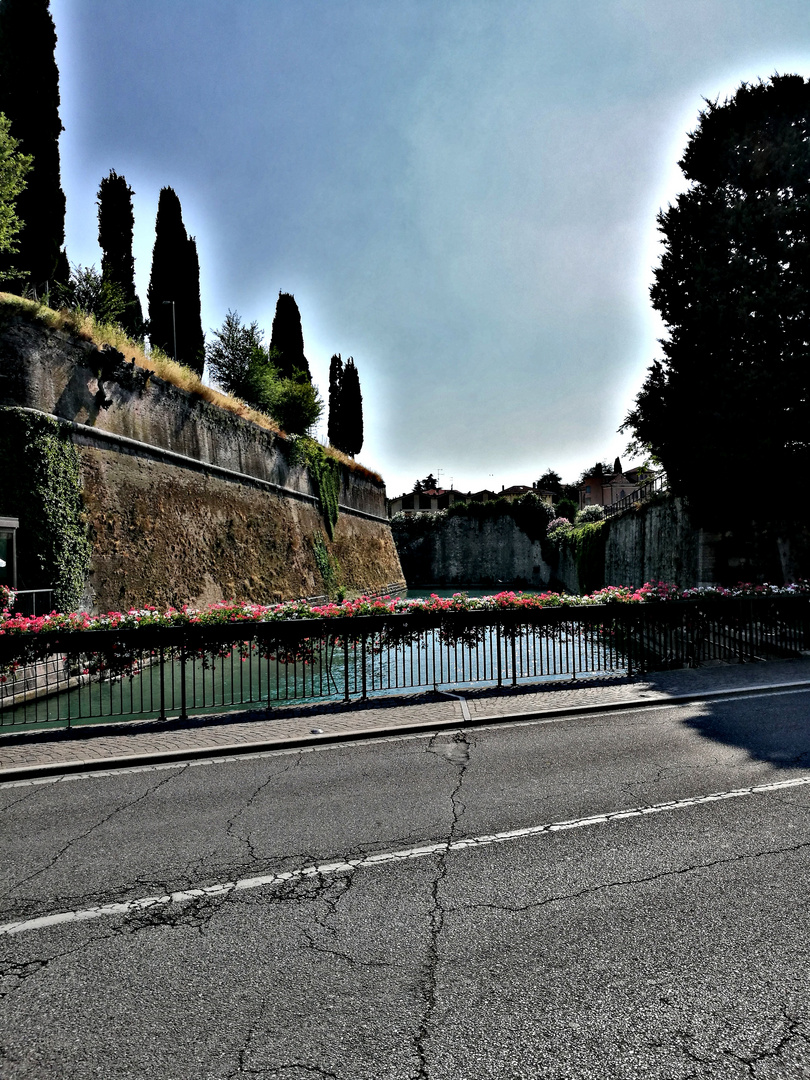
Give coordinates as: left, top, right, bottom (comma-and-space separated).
0, 292, 382, 484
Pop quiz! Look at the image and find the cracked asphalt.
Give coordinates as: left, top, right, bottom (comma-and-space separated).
2, 681, 810, 1078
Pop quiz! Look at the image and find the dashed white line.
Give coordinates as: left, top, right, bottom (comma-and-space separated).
3, 773, 810, 937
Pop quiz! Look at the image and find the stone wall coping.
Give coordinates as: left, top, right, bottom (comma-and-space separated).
12, 407, 390, 525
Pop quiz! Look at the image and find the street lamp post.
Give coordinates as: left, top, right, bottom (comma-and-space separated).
162, 300, 177, 362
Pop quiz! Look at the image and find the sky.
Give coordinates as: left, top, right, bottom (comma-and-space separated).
50, 0, 810, 498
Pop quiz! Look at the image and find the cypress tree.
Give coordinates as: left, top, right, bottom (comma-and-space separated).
146, 187, 204, 375
180, 234, 205, 375
339, 357, 364, 457
0, 0, 66, 290
269, 292, 311, 381
327, 352, 344, 449
97, 169, 143, 337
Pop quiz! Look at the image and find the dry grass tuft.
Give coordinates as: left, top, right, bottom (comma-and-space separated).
0, 292, 383, 483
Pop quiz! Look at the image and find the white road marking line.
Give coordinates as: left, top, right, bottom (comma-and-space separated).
3, 773, 810, 937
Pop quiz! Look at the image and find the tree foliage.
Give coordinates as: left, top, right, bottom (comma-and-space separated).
0, 0, 66, 289
328, 353, 364, 456
97, 169, 144, 338
54, 263, 126, 324
269, 292, 311, 381
536, 469, 562, 494
0, 111, 31, 262
146, 187, 205, 374
327, 353, 344, 448
623, 74, 810, 525
338, 357, 363, 457
205, 309, 323, 435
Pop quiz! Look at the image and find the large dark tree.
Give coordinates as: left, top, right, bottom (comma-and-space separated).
338, 357, 363, 457
623, 75, 810, 531
147, 187, 204, 375
97, 170, 143, 337
269, 292, 311, 381
0, 0, 66, 290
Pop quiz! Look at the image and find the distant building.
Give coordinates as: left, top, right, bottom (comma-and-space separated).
577, 464, 652, 510
388, 487, 470, 517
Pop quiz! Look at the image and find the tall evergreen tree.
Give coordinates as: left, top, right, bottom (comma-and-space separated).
146, 187, 204, 375
0, 0, 66, 290
327, 352, 344, 448
97, 170, 143, 337
269, 292, 311, 381
338, 357, 363, 457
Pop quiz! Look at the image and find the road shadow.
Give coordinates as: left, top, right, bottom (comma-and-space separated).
678, 688, 810, 770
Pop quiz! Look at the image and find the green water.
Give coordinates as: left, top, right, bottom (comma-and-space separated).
406, 585, 536, 599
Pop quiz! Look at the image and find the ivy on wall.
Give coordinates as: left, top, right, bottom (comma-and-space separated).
0, 408, 91, 611
289, 436, 340, 539
564, 520, 607, 593
312, 530, 344, 600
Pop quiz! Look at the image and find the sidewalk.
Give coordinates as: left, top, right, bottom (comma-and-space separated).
2, 657, 810, 782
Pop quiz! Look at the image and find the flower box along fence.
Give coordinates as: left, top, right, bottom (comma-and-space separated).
0, 585, 808, 730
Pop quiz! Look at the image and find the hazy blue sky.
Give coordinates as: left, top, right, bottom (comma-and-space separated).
51, 0, 810, 497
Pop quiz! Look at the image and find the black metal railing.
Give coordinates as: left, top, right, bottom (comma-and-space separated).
603, 472, 667, 519
0, 595, 807, 730
10, 589, 56, 618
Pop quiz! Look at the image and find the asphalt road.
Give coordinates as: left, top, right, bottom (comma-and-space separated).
2, 687, 810, 1079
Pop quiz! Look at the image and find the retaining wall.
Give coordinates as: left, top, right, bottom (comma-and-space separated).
0, 314, 404, 610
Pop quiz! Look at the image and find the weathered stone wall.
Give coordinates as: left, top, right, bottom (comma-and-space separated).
0, 315, 404, 609
394, 515, 554, 588
395, 496, 721, 595
603, 497, 717, 588
552, 497, 719, 594
80, 446, 403, 611
0, 316, 387, 516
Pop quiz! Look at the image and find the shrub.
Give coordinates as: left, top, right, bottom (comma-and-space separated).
575, 504, 605, 524
547, 517, 572, 541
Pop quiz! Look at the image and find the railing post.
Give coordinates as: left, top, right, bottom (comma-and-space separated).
625, 610, 633, 678
496, 619, 503, 688
343, 633, 351, 702
158, 642, 167, 721
179, 631, 188, 720
511, 626, 517, 687
361, 629, 368, 700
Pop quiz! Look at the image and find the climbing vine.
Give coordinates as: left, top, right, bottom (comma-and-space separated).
564, 520, 607, 593
289, 436, 340, 538
0, 408, 91, 612
312, 530, 344, 600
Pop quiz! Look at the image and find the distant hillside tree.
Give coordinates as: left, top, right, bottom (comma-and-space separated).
97, 170, 143, 337
536, 469, 562, 495
269, 292, 311, 381
0, 0, 66, 290
0, 112, 31, 265
339, 358, 363, 456
147, 187, 204, 374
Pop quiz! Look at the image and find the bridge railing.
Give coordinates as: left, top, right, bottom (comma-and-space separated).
1, 595, 807, 730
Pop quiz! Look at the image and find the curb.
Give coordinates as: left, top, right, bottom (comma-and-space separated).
2, 678, 809, 784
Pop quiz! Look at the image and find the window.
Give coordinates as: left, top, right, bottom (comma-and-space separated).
0, 517, 19, 587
